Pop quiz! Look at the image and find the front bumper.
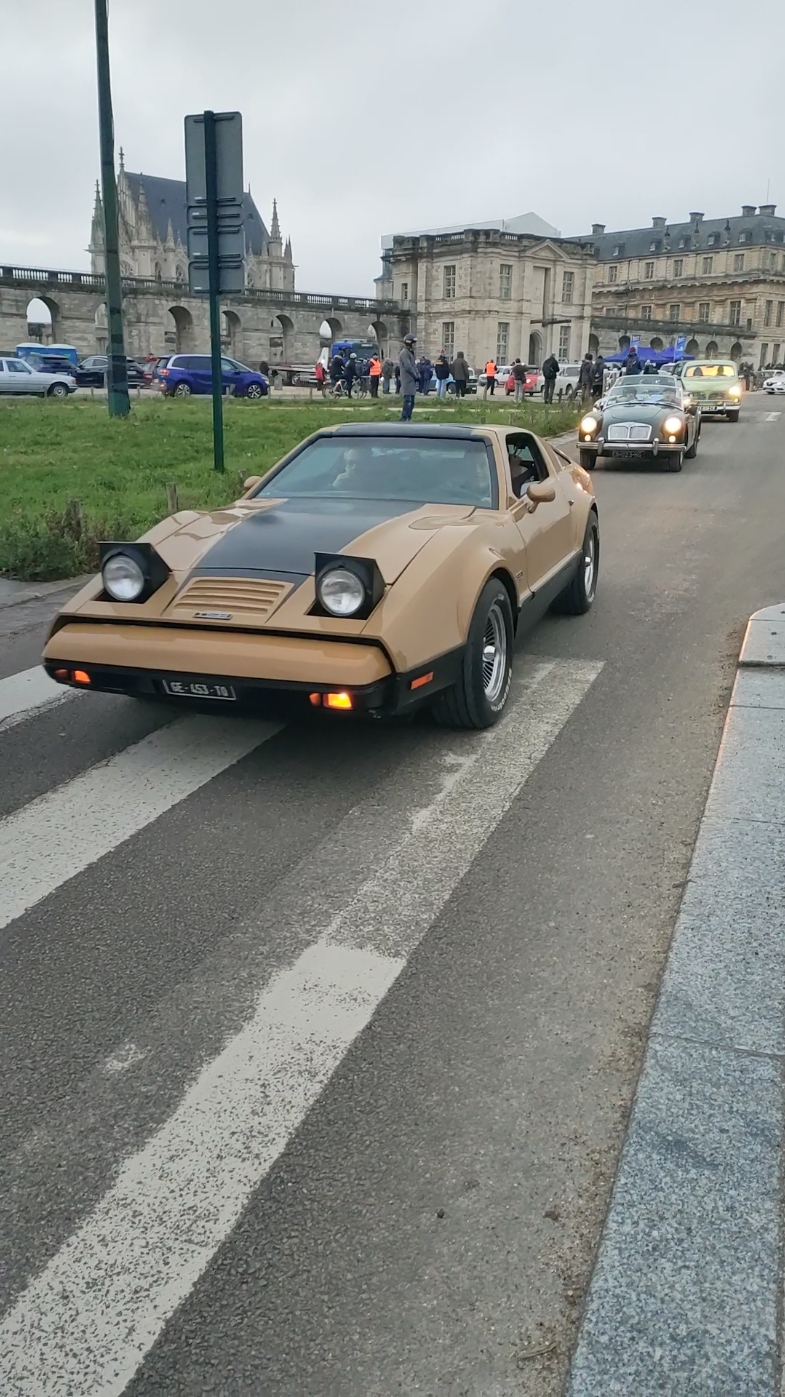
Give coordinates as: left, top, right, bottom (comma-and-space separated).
43, 622, 458, 717
579, 438, 685, 457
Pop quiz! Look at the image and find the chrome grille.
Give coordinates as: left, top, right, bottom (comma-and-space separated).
168, 576, 290, 620
607, 423, 652, 442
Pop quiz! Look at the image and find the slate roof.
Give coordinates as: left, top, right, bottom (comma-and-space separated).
572, 210, 785, 261
124, 172, 269, 255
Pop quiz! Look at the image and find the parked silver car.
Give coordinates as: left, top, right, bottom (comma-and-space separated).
0, 357, 76, 398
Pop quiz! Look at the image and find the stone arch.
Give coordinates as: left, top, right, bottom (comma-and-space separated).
26, 295, 57, 344
649, 336, 663, 350
730, 341, 743, 362
94, 300, 108, 353
370, 319, 387, 354
588, 333, 599, 355
321, 316, 342, 340
686, 338, 700, 355
167, 305, 195, 353
618, 334, 630, 351
705, 340, 718, 358
528, 330, 543, 364
222, 309, 242, 358
276, 313, 294, 362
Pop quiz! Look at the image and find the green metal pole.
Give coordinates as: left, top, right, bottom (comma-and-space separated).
94, 0, 129, 417
203, 110, 225, 472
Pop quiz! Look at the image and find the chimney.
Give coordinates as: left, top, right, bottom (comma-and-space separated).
760, 203, 777, 217
652, 216, 667, 229
689, 211, 704, 224
591, 223, 605, 236
741, 205, 756, 217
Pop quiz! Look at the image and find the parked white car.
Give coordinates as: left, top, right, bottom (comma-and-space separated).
763, 370, 785, 393
0, 357, 76, 398
554, 363, 583, 398
477, 363, 513, 389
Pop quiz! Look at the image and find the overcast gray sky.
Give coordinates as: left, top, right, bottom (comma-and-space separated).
2, 0, 784, 296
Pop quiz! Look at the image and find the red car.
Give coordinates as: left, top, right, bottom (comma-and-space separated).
504, 367, 540, 396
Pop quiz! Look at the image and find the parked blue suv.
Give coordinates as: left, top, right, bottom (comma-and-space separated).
159, 354, 268, 399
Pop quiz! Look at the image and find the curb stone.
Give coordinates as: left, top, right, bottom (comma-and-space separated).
0, 576, 92, 612
568, 605, 785, 1397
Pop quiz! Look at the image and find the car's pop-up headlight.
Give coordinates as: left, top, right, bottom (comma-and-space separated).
99, 542, 170, 603
313, 553, 385, 620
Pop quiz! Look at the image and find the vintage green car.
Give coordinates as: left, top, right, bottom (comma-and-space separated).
577, 374, 700, 473
675, 359, 742, 421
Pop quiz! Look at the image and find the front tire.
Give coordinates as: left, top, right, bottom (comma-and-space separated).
432, 579, 513, 730
667, 451, 684, 472
245, 382, 264, 399
48, 382, 69, 399
685, 429, 698, 459
554, 515, 599, 616
727, 409, 739, 423
579, 449, 596, 470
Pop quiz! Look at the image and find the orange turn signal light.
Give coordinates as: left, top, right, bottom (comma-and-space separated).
324, 691, 353, 710
410, 671, 434, 691
53, 668, 70, 682
309, 693, 322, 707
73, 670, 92, 685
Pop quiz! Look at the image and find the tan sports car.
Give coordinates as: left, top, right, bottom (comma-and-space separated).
43, 423, 599, 729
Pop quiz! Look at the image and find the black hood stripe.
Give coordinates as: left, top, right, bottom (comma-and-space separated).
191, 497, 416, 577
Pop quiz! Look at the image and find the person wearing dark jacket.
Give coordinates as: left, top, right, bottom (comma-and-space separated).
511, 359, 527, 402
419, 357, 433, 394
343, 353, 358, 397
542, 353, 559, 403
450, 351, 471, 397
330, 353, 344, 385
624, 348, 643, 375
578, 354, 594, 402
591, 355, 605, 400
434, 354, 451, 398
399, 334, 419, 420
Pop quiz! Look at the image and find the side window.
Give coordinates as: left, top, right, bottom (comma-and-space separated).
220, 358, 237, 374
7, 360, 30, 374
505, 432, 548, 497
0, 361, 5, 372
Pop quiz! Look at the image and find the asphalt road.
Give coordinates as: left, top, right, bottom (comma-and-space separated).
1, 394, 784, 1397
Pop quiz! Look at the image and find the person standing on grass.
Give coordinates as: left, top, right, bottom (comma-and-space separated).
381, 356, 394, 394
483, 357, 497, 398
450, 350, 470, 398
399, 334, 419, 421
368, 354, 382, 397
314, 359, 326, 397
578, 353, 594, 403
419, 356, 433, 395
542, 352, 559, 403
511, 358, 526, 403
434, 353, 450, 398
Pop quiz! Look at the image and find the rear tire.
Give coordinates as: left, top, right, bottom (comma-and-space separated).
553, 515, 599, 616
579, 449, 596, 470
173, 382, 192, 398
432, 579, 513, 730
727, 410, 739, 423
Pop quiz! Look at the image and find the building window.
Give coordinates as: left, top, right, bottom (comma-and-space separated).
644, 260, 655, 280
775, 343, 782, 363
760, 343, 769, 367
708, 233, 720, 246
739, 232, 749, 243
733, 253, 745, 272
442, 321, 455, 358
669, 304, 680, 321
782, 254, 785, 271
499, 263, 512, 300
673, 258, 684, 277
640, 305, 652, 321
562, 270, 574, 303
771, 252, 779, 270
400, 281, 408, 302
699, 302, 710, 322
558, 323, 571, 360
702, 256, 713, 275
608, 264, 618, 284
777, 302, 785, 328
765, 301, 773, 327
605, 306, 615, 315
613, 244, 622, 257
443, 264, 456, 299
729, 300, 742, 326
496, 322, 510, 362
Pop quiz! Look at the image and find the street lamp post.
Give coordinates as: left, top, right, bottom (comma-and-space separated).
94, 0, 130, 418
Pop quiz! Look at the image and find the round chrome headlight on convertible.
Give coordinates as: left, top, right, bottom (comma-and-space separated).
580, 415, 599, 434
663, 416, 684, 436
102, 553, 145, 602
317, 567, 366, 617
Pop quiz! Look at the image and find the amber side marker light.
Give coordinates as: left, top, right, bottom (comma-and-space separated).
73, 670, 92, 685
410, 671, 434, 691
309, 693, 322, 707
53, 668, 70, 682
324, 692, 353, 710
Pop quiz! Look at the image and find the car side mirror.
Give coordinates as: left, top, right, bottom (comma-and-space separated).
526, 479, 557, 512
243, 475, 262, 492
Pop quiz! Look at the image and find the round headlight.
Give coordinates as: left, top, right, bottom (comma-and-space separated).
103, 553, 145, 601
317, 567, 366, 617
663, 416, 683, 435
580, 415, 599, 434
728, 384, 741, 396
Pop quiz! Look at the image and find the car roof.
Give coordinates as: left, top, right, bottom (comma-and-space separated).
324, 422, 509, 441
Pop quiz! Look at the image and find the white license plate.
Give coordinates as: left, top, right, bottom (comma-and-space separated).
162, 679, 237, 701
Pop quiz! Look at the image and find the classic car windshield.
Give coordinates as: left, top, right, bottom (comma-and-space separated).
682, 363, 736, 378
606, 379, 681, 407
255, 437, 496, 507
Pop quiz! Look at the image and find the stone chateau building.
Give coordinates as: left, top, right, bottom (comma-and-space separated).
377, 214, 595, 369
579, 206, 785, 367
88, 149, 294, 292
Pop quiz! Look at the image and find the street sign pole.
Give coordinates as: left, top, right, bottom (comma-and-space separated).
93, 0, 130, 419
203, 111, 224, 473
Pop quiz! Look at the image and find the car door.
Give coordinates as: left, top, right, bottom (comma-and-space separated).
220, 357, 241, 395
0, 359, 10, 394
505, 432, 575, 591
5, 359, 37, 394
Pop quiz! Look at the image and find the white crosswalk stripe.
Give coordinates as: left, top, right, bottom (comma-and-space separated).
0, 714, 283, 931
0, 657, 602, 1396
0, 665, 77, 731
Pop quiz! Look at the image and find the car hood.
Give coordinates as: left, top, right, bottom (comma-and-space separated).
600, 401, 680, 423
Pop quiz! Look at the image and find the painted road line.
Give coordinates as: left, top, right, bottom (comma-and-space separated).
0, 658, 603, 1397
0, 715, 283, 932
0, 665, 76, 731
765, 410, 781, 421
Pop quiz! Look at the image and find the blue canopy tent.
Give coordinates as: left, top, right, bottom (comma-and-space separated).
604, 347, 695, 366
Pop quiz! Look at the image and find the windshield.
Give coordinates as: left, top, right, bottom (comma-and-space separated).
255, 437, 496, 508
683, 363, 736, 378
606, 378, 681, 407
